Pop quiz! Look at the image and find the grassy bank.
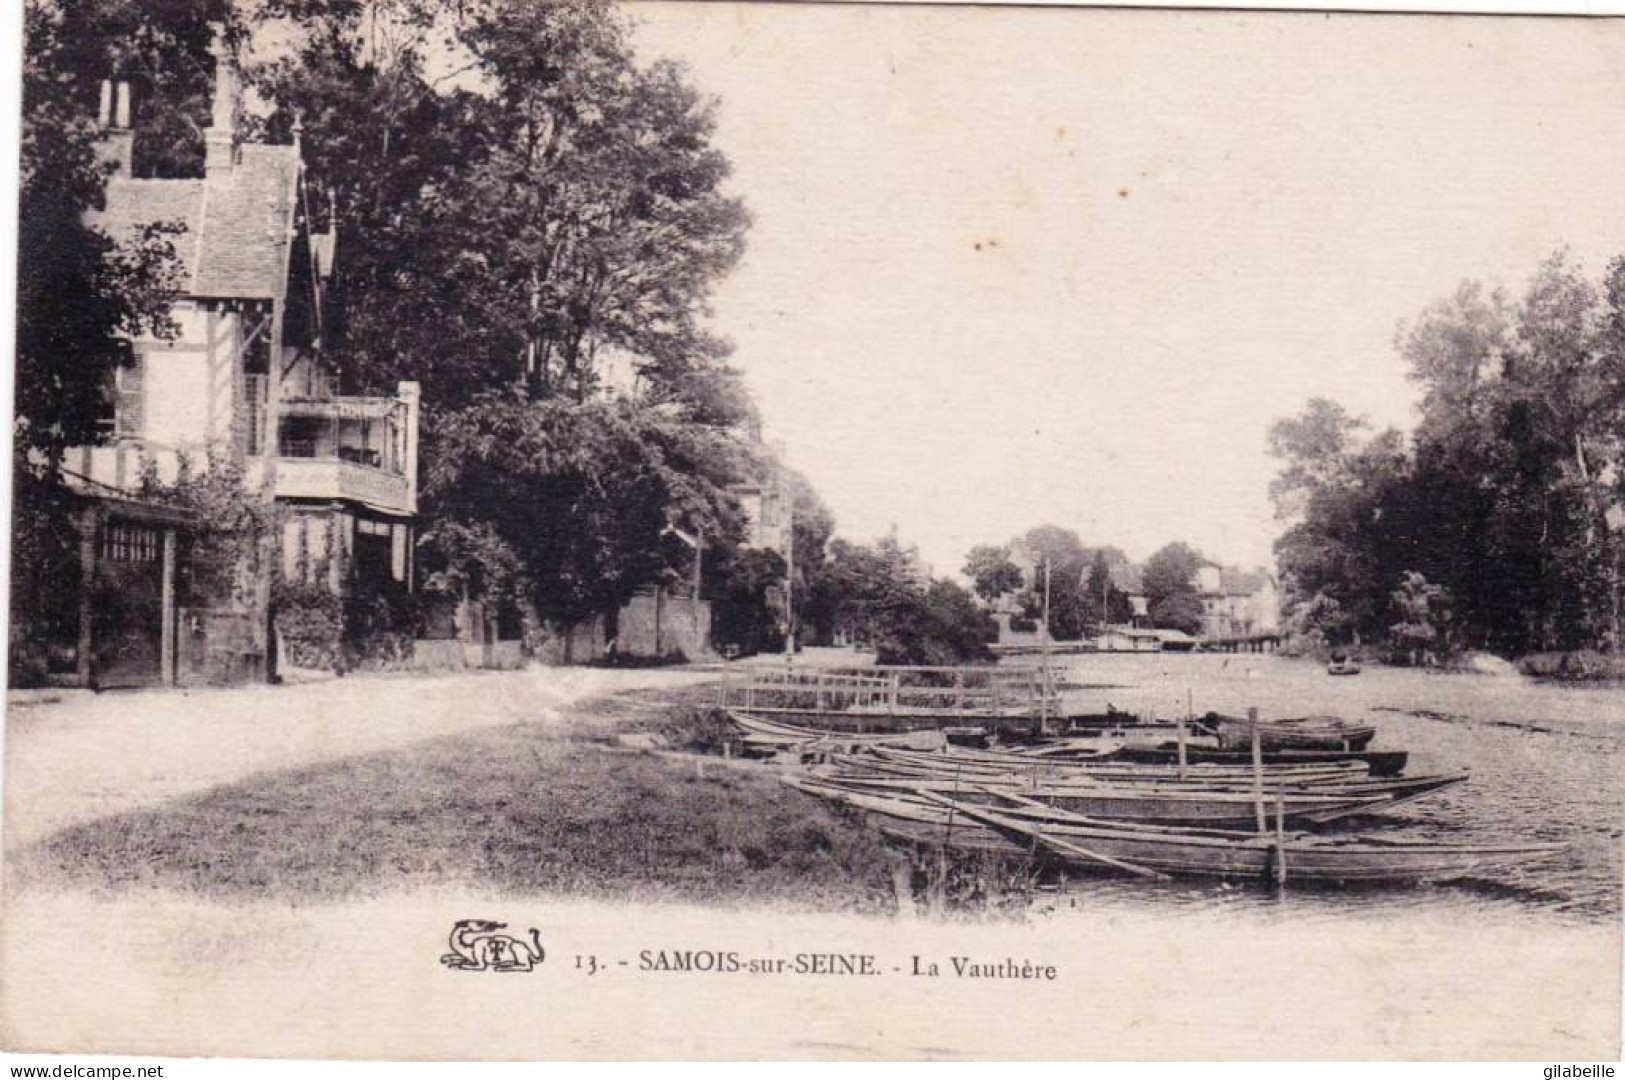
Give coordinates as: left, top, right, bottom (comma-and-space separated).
10, 687, 903, 912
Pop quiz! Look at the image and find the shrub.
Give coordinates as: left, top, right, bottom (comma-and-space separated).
273, 579, 346, 671
1517, 650, 1625, 681
652, 705, 734, 753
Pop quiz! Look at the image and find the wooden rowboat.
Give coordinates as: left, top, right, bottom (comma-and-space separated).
868, 744, 1370, 786
810, 769, 1395, 828
840, 747, 1463, 813
727, 710, 951, 753
785, 776, 1562, 886
1101, 742, 1409, 778
1202, 713, 1377, 752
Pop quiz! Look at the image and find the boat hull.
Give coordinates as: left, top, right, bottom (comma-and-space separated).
1206, 715, 1377, 752
1107, 743, 1409, 777
788, 779, 1560, 885
814, 771, 1395, 828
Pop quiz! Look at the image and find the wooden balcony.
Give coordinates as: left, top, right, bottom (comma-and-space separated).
256, 456, 414, 516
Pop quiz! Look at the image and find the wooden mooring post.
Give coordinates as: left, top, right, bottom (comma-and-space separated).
1249, 706, 1267, 835
1177, 689, 1191, 780
1274, 794, 1288, 886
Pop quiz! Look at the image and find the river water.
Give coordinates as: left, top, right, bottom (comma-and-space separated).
1034, 653, 1625, 923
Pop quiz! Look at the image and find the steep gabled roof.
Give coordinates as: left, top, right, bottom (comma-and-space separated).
87, 143, 302, 301
1219, 567, 1274, 597
194, 145, 301, 298
86, 178, 205, 280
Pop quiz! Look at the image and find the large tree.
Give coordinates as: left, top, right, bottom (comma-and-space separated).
253, 0, 748, 408
963, 544, 1023, 604
13, 0, 204, 683
1141, 541, 1203, 633
419, 393, 746, 629
1015, 524, 1093, 638
818, 537, 992, 665
1084, 550, 1133, 627
248, 0, 756, 629
1269, 251, 1625, 655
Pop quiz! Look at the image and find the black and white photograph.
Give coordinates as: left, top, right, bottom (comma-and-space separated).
1, 0, 1622, 1062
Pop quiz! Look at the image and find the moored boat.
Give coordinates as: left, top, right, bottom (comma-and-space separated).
785, 776, 1562, 886
1103, 741, 1409, 778
864, 744, 1371, 786
809, 768, 1396, 828
1201, 712, 1377, 752
727, 709, 951, 754
1327, 649, 1363, 676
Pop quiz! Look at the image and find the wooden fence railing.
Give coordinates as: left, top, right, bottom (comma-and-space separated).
716, 663, 1063, 724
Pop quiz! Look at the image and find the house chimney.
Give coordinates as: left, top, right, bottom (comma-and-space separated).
96, 78, 134, 177
204, 24, 237, 176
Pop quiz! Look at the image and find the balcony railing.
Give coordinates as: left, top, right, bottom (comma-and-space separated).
266, 456, 413, 515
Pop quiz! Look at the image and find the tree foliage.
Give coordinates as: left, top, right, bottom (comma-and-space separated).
1271, 251, 1625, 656
814, 536, 992, 665
1142, 541, 1202, 633
707, 547, 786, 656
17, 0, 197, 465
245, 0, 756, 628
251, 0, 748, 410
1084, 550, 1134, 627
419, 392, 746, 627
963, 544, 1023, 603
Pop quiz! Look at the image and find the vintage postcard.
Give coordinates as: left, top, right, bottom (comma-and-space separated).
3, 0, 1622, 1063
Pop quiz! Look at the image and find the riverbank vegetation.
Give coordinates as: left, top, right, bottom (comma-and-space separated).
1269, 253, 1625, 669
13, 687, 901, 910
14, 684, 1043, 914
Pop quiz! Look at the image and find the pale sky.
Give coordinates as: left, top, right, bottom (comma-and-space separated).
630, 5, 1625, 577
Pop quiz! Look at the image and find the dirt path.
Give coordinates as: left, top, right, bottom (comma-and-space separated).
2, 665, 715, 851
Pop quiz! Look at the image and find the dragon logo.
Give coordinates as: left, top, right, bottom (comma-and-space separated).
440, 919, 546, 973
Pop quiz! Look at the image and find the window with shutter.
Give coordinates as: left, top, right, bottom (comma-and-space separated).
113, 358, 145, 439
242, 373, 266, 455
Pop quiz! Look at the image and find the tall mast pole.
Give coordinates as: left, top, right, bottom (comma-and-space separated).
1041, 556, 1053, 729
783, 477, 795, 664
1102, 562, 1109, 635
1043, 556, 1052, 649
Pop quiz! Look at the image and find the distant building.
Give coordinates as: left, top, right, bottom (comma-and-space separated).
731, 474, 793, 556
1194, 564, 1280, 639
1111, 561, 1278, 639
1109, 563, 1150, 623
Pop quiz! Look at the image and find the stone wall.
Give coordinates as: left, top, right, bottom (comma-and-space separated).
616, 590, 712, 660
177, 607, 265, 686
532, 615, 608, 665
405, 639, 465, 672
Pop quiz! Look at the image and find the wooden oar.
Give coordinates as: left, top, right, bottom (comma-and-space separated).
914, 789, 1170, 880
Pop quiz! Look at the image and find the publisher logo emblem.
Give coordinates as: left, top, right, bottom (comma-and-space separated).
440, 919, 546, 973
